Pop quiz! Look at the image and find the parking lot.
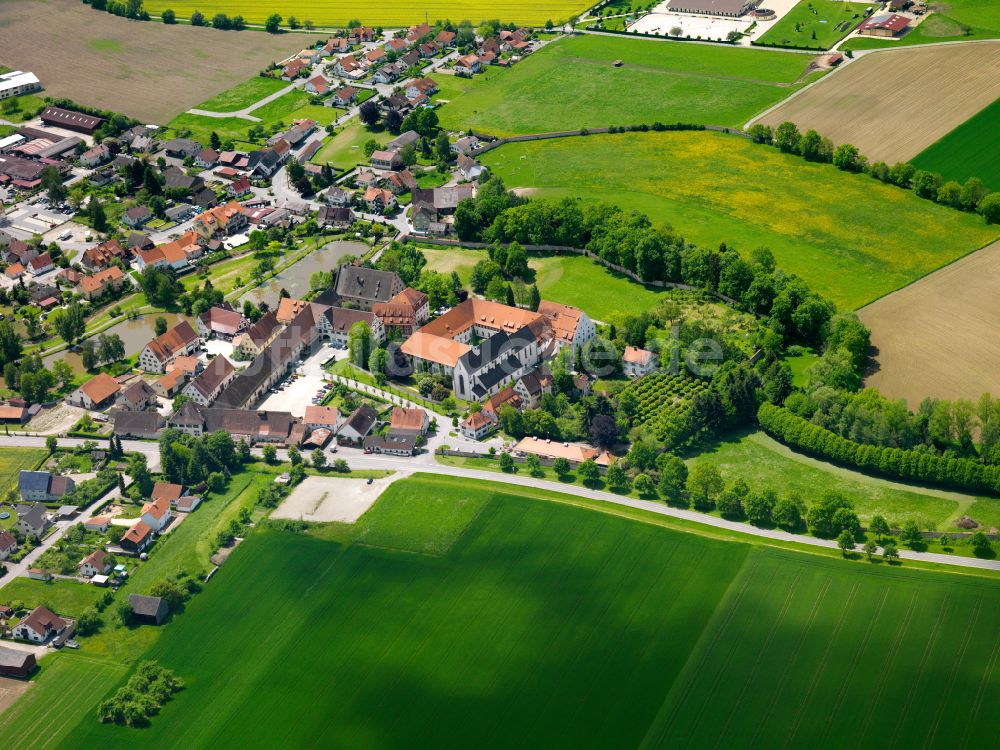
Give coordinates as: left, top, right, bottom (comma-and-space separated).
255, 342, 347, 417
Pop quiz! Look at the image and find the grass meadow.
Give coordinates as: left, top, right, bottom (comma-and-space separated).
481, 130, 1000, 309
194, 76, 289, 112
51, 475, 1000, 748
139, 0, 587, 27
435, 34, 817, 135
757, 0, 869, 49
420, 245, 667, 319
912, 96, 1000, 191
844, 1, 1000, 50
0, 447, 47, 494
695, 430, 993, 531
310, 117, 383, 171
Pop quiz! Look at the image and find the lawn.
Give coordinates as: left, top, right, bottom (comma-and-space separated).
912, 96, 1000, 191
0, 578, 103, 617
139, 0, 588, 26
756, 0, 869, 49
435, 34, 817, 135
309, 117, 383, 171
0, 93, 47, 122
52, 474, 1000, 748
481, 130, 1000, 310
693, 430, 992, 531
843, 2, 1000, 50
194, 76, 289, 112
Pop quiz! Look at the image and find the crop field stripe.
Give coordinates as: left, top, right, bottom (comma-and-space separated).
779, 580, 859, 749
923, 598, 982, 747
712, 571, 803, 747
814, 584, 890, 748
747, 575, 847, 749
637, 553, 763, 749
885, 594, 949, 750
960, 614, 1000, 748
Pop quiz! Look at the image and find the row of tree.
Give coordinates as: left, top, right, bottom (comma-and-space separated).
748, 121, 1000, 224
158, 428, 247, 486
758, 402, 1000, 494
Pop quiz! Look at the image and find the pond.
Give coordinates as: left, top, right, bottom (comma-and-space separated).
43, 311, 190, 374
239, 240, 368, 309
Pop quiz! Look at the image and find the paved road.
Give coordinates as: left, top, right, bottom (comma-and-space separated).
0, 435, 997, 573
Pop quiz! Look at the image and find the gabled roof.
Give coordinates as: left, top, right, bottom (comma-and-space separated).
121, 379, 156, 405
199, 305, 245, 336
79, 549, 109, 570
151, 481, 183, 502
129, 594, 168, 618
121, 520, 153, 544
144, 320, 199, 363
623, 346, 655, 365
141, 497, 170, 520
18, 605, 66, 636
304, 405, 340, 427
335, 266, 401, 304
187, 355, 234, 399
79, 372, 121, 405
389, 407, 425, 432
343, 405, 378, 436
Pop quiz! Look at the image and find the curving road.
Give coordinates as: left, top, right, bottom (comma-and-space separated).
2, 435, 998, 574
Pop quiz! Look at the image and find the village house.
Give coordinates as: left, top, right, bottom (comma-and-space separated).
304, 74, 330, 95
364, 186, 397, 212
153, 356, 200, 398
192, 201, 247, 239
454, 54, 483, 76
198, 304, 248, 340
339, 405, 378, 443
67, 372, 121, 409
181, 355, 236, 406
112, 410, 167, 439
167, 402, 296, 443
84, 516, 110, 533
77, 265, 127, 300
122, 205, 152, 229
514, 365, 553, 409
141, 497, 172, 532
316, 305, 385, 348
81, 238, 126, 270
317, 205, 356, 229
27, 253, 54, 276
117, 379, 158, 411
78, 549, 111, 578
19, 470, 75, 503
334, 266, 405, 311
622, 346, 657, 378
138, 320, 200, 373
514, 435, 614, 467
151, 481, 184, 505
304, 405, 341, 432
372, 287, 429, 336
460, 409, 495, 440
79, 143, 111, 168
12, 606, 68, 644
135, 231, 203, 271
0, 529, 18, 561
364, 433, 417, 456
457, 154, 487, 182
331, 85, 359, 107
370, 149, 402, 171
232, 311, 282, 359
281, 58, 310, 80
120, 521, 154, 554
195, 148, 219, 168
389, 406, 429, 436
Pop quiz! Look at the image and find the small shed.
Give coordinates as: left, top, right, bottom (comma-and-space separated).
128, 594, 169, 625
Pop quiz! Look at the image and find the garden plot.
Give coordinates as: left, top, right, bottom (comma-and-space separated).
271, 474, 406, 523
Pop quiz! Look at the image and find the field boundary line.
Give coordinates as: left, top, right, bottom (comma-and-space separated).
959, 613, 1000, 747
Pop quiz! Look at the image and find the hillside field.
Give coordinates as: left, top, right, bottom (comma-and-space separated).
481, 130, 1000, 309
912, 96, 1000, 190
757, 41, 1000, 163
756, 0, 868, 49
50, 475, 1000, 749
435, 34, 819, 135
139, 0, 588, 27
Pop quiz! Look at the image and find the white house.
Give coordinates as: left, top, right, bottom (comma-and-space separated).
12, 606, 68, 644
140, 497, 172, 532
78, 549, 112, 578
623, 346, 657, 378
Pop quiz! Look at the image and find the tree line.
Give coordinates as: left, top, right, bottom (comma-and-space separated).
758, 402, 1000, 495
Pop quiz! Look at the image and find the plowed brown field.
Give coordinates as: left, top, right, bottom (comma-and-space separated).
0, 0, 302, 123
859, 240, 1000, 406
756, 41, 1000, 163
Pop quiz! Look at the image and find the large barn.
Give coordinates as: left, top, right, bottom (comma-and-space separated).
666, 0, 758, 17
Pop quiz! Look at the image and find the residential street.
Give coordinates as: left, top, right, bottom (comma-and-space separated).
0, 435, 997, 574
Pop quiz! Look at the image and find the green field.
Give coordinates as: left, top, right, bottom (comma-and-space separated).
844, 2, 1000, 50
194, 76, 290, 113
912, 96, 1000, 191
696, 430, 992, 531
51, 475, 1000, 748
0, 447, 47, 494
139, 0, 587, 26
435, 34, 818, 135
481, 130, 1000, 309
757, 0, 869, 49
0, 654, 126, 750
167, 90, 339, 147
310, 117, 383, 170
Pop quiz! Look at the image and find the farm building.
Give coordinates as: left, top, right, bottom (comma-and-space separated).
666, 0, 758, 17
128, 594, 170, 625
857, 13, 911, 36
0, 646, 37, 678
